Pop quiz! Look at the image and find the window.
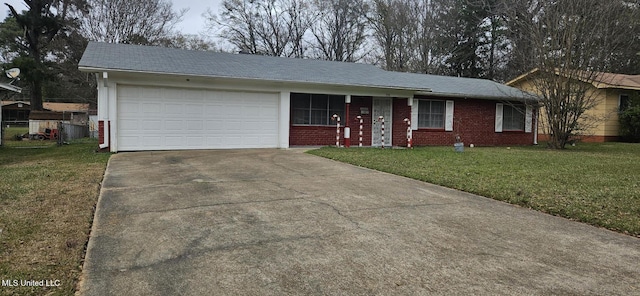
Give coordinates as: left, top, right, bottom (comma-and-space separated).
503, 105, 525, 131
620, 94, 630, 112
291, 93, 344, 125
418, 100, 445, 128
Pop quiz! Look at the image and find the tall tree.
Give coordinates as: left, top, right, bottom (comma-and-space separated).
369, 0, 451, 74
474, 0, 510, 80
413, 0, 450, 75
440, 0, 490, 78
309, 0, 369, 62
5, 0, 64, 111
506, 0, 640, 149
45, 0, 95, 100
206, 0, 313, 57
369, 0, 418, 71
78, 0, 184, 45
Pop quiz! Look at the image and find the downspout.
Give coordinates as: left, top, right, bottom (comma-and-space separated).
344, 95, 351, 148
99, 72, 109, 150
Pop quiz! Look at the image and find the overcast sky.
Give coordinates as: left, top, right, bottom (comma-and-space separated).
0, 0, 222, 35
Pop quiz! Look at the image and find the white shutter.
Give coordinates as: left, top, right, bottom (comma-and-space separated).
411, 99, 419, 130
495, 103, 503, 133
525, 105, 533, 133
445, 100, 454, 131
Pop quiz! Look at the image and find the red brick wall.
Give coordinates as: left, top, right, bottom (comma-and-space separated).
348, 96, 373, 146
537, 134, 619, 143
289, 96, 374, 146
98, 120, 111, 150
289, 96, 536, 147
289, 125, 345, 146
411, 97, 535, 146
98, 121, 104, 145
392, 98, 411, 146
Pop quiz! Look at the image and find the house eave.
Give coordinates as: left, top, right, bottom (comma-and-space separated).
420, 91, 539, 102
593, 83, 640, 91
79, 66, 433, 94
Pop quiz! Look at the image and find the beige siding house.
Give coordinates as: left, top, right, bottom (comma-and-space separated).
507, 70, 640, 142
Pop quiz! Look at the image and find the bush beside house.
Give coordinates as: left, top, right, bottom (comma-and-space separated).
620, 106, 640, 142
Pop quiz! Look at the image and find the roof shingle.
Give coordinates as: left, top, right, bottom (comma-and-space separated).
79, 42, 534, 100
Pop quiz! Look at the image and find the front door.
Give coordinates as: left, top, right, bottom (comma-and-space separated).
372, 98, 392, 146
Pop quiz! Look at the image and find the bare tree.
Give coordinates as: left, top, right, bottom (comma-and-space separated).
206, 0, 314, 57
413, 0, 450, 75
309, 0, 369, 62
506, 0, 640, 149
369, 0, 419, 71
156, 33, 219, 51
78, 0, 184, 45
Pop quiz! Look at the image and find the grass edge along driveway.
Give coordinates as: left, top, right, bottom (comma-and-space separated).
308, 143, 640, 237
0, 139, 110, 296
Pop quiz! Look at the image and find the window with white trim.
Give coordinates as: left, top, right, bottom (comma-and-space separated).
291, 93, 344, 125
503, 104, 525, 131
418, 100, 445, 128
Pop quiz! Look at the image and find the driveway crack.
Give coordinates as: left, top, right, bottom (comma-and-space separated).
301, 198, 391, 238
128, 197, 305, 216
116, 230, 350, 273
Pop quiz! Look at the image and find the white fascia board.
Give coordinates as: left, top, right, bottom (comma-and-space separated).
78, 67, 432, 95
103, 71, 418, 99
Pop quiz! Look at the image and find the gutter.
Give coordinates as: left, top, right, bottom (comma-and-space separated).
77, 66, 433, 94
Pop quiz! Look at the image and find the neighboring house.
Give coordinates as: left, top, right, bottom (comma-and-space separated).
1, 101, 90, 139
79, 42, 538, 152
89, 109, 98, 138
0, 83, 23, 146
1, 101, 31, 125
1, 101, 90, 126
507, 69, 640, 142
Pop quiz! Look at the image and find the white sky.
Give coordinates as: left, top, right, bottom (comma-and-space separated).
0, 0, 222, 35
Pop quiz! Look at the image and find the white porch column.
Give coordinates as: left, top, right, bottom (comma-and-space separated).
279, 91, 290, 148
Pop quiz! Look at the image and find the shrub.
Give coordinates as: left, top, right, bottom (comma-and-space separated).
619, 106, 640, 142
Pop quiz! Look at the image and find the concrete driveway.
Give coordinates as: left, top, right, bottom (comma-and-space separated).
79, 149, 639, 295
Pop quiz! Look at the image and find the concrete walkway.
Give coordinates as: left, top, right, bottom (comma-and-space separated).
79, 149, 639, 295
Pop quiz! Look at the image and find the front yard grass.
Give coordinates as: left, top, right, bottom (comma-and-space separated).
0, 138, 110, 295
308, 143, 640, 237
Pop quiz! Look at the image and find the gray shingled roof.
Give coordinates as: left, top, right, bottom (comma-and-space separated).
79, 42, 535, 101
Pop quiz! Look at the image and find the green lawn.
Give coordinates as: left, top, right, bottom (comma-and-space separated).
308, 143, 640, 237
0, 137, 110, 295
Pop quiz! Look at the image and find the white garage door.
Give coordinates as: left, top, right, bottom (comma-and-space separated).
117, 85, 280, 151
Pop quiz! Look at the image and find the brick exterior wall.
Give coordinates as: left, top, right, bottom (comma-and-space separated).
392, 98, 411, 146
411, 97, 535, 146
289, 96, 536, 147
348, 96, 373, 146
98, 120, 110, 151
98, 120, 104, 145
537, 134, 619, 143
289, 96, 373, 146
289, 125, 345, 146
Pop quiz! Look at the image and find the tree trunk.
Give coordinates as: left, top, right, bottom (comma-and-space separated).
30, 79, 44, 111
547, 126, 569, 149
